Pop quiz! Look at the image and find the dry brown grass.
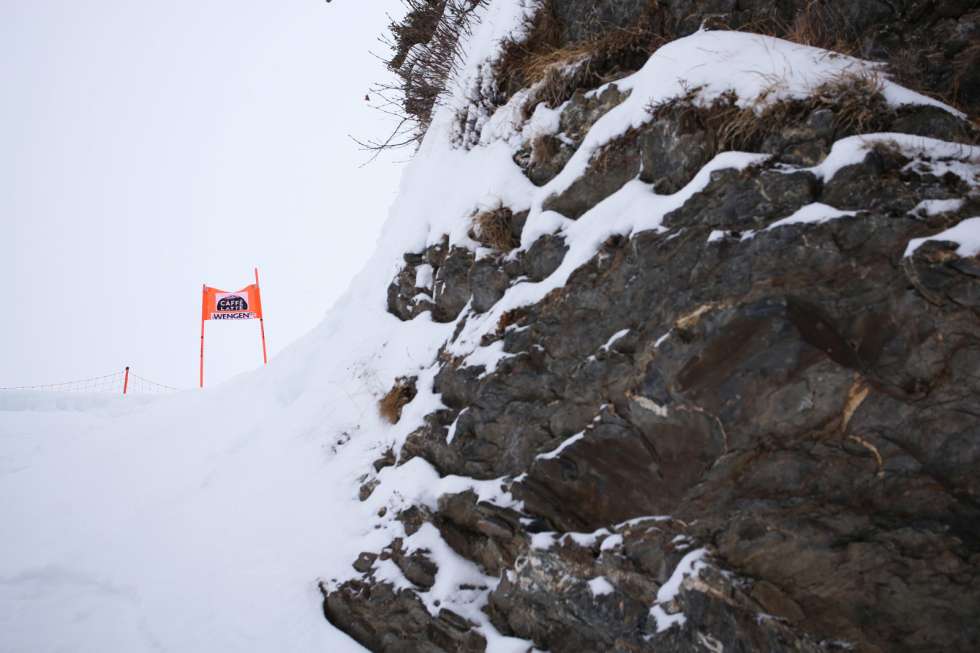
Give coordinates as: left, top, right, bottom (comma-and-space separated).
649, 69, 890, 155
369, 0, 973, 159
481, 307, 529, 345
771, 0, 972, 117
950, 43, 980, 110
470, 206, 520, 251
494, 1, 665, 115
496, 307, 527, 335
780, 0, 861, 56
379, 377, 418, 424
721, 71, 886, 148
494, 0, 563, 99
887, 42, 978, 118
811, 71, 888, 132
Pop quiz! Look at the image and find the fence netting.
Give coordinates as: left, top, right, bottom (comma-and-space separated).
0, 369, 180, 394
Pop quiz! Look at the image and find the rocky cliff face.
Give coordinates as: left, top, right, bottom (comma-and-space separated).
323, 1, 980, 651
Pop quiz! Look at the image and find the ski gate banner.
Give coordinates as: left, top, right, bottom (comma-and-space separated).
199, 268, 268, 388
202, 284, 263, 321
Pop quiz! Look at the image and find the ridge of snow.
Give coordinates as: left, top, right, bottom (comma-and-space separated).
808, 132, 980, 181
766, 202, 857, 229
529, 526, 615, 551
911, 198, 965, 217
534, 30, 963, 207
600, 328, 631, 351
536, 432, 584, 461
414, 263, 434, 289
904, 217, 980, 258
588, 576, 615, 597
649, 548, 709, 633
599, 534, 624, 551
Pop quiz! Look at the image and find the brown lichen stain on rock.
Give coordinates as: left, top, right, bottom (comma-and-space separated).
674, 301, 729, 333
846, 434, 885, 478
840, 376, 870, 433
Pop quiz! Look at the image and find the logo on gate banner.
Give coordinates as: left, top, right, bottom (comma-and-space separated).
217, 293, 248, 312
199, 268, 269, 389
202, 284, 263, 321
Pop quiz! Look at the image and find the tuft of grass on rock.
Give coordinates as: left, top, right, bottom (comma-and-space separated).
648, 70, 891, 155
470, 206, 520, 252
379, 377, 418, 424
494, 0, 665, 116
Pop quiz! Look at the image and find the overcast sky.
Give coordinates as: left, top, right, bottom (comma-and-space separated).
1, 0, 407, 389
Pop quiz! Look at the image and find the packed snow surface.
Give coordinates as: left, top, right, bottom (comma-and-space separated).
905, 216, 980, 257
766, 203, 857, 229
649, 549, 709, 633
2, 2, 975, 649
587, 576, 615, 597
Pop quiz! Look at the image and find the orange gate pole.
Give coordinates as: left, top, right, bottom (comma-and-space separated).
255, 267, 268, 365
200, 284, 206, 388
123, 366, 130, 395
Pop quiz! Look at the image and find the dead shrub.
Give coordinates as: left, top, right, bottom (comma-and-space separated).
379, 376, 418, 424
387, 1, 447, 72
357, 0, 487, 157
470, 206, 520, 251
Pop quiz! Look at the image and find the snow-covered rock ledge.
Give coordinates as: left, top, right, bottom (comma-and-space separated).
322, 2, 980, 652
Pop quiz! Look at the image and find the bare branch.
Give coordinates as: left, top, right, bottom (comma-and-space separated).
352, 0, 489, 163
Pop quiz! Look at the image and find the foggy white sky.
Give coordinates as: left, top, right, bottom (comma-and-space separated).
1, 0, 407, 389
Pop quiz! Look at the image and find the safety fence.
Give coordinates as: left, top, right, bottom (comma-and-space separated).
0, 368, 181, 395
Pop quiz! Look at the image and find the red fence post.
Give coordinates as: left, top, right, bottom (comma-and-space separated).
255, 267, 268, 365
200, 284, 206, 389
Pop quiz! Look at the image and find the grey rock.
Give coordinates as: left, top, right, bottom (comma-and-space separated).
639, 120, 713, 194
523, 234, 567, 282
663, 167, 818, 230
335, 5, 980, 651
542, 130, 644, 219
393, 547, 438, 590
433, 247, 475, 322
358, 479, 379, 502
487, 520, 830, 652
469, 259, 510, 313
323, 580, 485, 653
524, 134, 574, 187
435, 491, 529, 575
353, 552, 378, 574
552, 0, 654, 43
